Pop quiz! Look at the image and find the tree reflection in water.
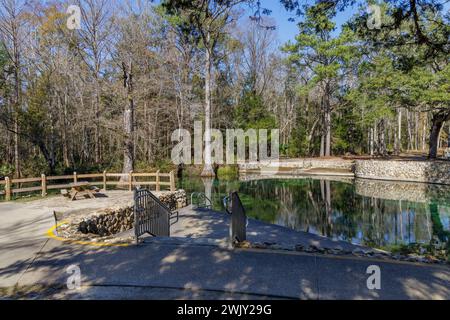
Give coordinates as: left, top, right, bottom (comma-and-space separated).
179, 177, 450, 250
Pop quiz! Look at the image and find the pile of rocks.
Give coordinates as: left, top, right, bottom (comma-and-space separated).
235, 241, 449, 265
58, 190, 187, 240
158, 190, 187, 211
78, 206, 134, 236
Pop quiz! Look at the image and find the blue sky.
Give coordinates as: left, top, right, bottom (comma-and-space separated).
151, 1, 449, 45
244, 1, 361, 44
151, 0, 361, 44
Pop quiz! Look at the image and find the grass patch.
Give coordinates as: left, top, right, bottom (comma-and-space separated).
217, 165, 238, 180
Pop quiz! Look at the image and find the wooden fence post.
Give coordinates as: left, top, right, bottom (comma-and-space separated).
73, 172, 78, 183
5, 177, 11, 201
129, 171, 133, 191
155, 170, 160, 192
170, 170, 176, 192
41, 174, 47, 197
103, 170, 107, 191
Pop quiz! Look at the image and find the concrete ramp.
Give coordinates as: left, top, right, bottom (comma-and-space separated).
168, 206, 373, 253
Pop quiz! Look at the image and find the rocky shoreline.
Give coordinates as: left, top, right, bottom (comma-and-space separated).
235, 241, 449, 265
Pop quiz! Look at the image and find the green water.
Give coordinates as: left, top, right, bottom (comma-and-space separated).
178, 176, 450, 249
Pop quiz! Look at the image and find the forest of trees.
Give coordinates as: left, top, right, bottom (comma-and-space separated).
0, 0, 448, 178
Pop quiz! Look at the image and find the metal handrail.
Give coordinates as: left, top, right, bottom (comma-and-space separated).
229, 192, 247, 243
223, 195, 231, 214
134, 188, 172, 242
190, 192, 212, 209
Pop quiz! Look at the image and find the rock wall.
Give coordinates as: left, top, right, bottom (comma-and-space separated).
158, 189, 187, 211
71, 190, 187, 237
239, 158, 450, 186
355, 160, 450, 185
239, 174, 354, 184
78, 206, 134, 236
239, 158, 354, 172
355, 179, 450, 203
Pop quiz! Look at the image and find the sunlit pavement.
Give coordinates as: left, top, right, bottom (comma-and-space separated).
0, 200, 449, 300
1, 237, 448, 300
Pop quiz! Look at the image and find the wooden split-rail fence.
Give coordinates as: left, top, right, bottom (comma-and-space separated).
0, 170, 176, 201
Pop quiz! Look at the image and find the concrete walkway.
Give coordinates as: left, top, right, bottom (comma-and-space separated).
170, 207, 372, 252
6, 239, 450, 300
0, 195, 449, 299
0, 191, 145, 287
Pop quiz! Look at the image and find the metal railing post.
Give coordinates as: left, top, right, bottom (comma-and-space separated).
230, 192, 247, 244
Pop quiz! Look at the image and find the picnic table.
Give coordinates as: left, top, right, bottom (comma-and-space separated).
61, 181, 99, 201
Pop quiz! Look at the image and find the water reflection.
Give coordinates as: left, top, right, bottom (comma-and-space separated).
178, 176, 450, 249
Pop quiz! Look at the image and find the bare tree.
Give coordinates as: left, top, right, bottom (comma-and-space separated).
76, 0, 112, 164
0, 0, 28, 177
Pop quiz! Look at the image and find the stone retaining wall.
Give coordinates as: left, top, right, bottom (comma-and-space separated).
355, 160, 450, 185
60, 190, 187, 238
239, 174, 354, 184
355, 179, 450, 203
239, 158, 354, 172
239, 158, 450, 186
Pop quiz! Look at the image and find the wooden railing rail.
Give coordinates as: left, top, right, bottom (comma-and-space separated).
0, 170, 176, 201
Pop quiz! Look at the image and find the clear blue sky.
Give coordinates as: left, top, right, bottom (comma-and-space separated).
253, 0, 450, 44
152, 0, 360, 44
244, 1, 360, 44
152, 1, 449, 45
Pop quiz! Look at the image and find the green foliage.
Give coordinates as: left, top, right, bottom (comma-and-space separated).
282, 6, 356, 86
153, 158, 175, 172
285, 119, 309, 157
333, 109, 364, 154
347, 47, 449, 130
0, 164, 14, 177
0, 44, 9, 92
217, 165, 238, 180
234, 91, 277, 130
20, 75, 52, 143
282, 4, 357, 156
20, 156, 49, 177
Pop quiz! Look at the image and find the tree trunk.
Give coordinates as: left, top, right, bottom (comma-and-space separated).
201, 43, 215, 177
428, 110, 450, 159
395, 108, 402, 155
121, 61, 134, 178
407, 109, 413, 151
94, 77, 101, 164
320, 124, 325, 157
13, 44, 20, 178
61, 90, 70, 167
325, 108, 331, 156
421, 113, 427, 151
378, 119, 386, 156
415, 111, 419, 150
307, 118, 319, 155
37, 141, 55, 174
14, 114, 20, 178
324, 86, 331, 157
373, 123, 377, 155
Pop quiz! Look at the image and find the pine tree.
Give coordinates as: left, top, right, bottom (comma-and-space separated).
282, 3, 355, 156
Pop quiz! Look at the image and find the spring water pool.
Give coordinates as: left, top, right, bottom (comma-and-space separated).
178, 175, 450, 251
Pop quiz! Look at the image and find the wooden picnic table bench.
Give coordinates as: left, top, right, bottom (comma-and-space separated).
61, 181, 100, 201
